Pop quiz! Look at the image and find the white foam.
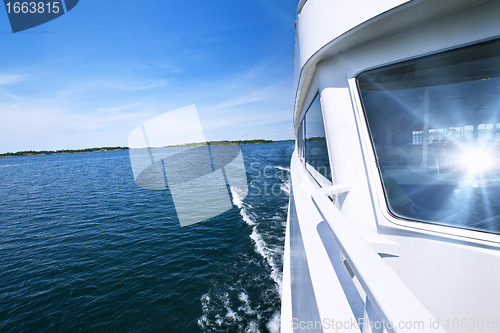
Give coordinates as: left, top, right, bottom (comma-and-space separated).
238, 291, 249, 303
280, 177, 291, 195
215, 314, 223, 326
197, 162, 290, 331
200, 293, 210, 312
244, 320, 261, 333
197, 314, 208, 330
199, 289, 249, 330
233, 165, 290, 294
240, 206, 256, 227
270, 166, 291, 196
238, 292, 256, 315
249, 227, 282, 293
222, 292, 242, 322
225, 307, 240, 321
266, 311, 281, 333
230, 185, 244, 209
198, 293, 211, 329
274, 166, 290, 172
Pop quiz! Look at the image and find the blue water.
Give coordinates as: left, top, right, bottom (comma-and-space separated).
0, 142, 293, 332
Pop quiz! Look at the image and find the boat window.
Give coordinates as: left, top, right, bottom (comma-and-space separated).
298, 120, 305, 162
305, 94, 332, 183
357, 39, 500, 235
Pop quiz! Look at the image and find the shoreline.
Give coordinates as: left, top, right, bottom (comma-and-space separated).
0, 140, 294, 157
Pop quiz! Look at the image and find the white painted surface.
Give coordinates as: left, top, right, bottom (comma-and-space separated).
285, 0, 500, 332
312, 186, 446, 332
280, 203, 293, 333
288, 151, 360, 332
297, 0, 410, 70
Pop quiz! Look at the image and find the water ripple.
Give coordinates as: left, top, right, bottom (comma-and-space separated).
0, 144, 293, 332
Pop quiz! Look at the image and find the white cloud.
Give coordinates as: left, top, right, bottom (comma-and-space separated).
218, 89, 273, 108
53, 78, 168, 99
97, 102, 141, 113
120, 79, 168, 91
0, 74, 26, 86
0, 87, 22, 99
0, 104, 155, 152
0, 58, 294, 153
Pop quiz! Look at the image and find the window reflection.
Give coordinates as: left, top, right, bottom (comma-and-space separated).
305, 95, 332, 183
358, 39, 500, 234
298, 121, 305, 161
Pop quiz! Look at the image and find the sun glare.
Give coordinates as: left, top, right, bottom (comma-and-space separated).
459, 147, 495, 174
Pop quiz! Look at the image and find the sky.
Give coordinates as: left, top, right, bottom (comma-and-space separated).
0, 0, 297, 153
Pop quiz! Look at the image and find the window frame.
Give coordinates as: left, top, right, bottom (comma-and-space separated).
297, 118, 305, 163
299, 92, 332, 188
351, 40, 500, 244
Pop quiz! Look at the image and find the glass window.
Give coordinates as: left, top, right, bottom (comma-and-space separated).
357, 39, 500, 234
305, 94, 332, 183
298, 120, 305, 161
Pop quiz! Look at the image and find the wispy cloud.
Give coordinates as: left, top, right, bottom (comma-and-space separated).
119, 79, 168, 91
56, 77, 168, 95
0, 0, 297, 153
0, 87, 22, 99
67, 111, 154, 131
0, 74, 26, 86
0, 103, 156, 152
97, 102, 141, 113
0, 74, 27, 99
0, 53, 293, 152
218, 89, 272, 108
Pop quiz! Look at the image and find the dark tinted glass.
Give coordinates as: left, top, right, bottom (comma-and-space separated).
358, 39, 500, 234
305, 95, 332, 182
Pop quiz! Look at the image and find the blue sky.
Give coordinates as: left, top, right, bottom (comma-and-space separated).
0, 0, 297, 153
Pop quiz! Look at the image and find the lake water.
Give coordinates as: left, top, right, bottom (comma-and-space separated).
0, 142, 294, 332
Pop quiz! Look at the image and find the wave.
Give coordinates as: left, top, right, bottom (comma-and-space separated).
274, 166, 290, 195
249, 228, 282, 293
232, 181, 284, 292
198, 163, 290, 332
198, 287, 262, 332
230, 185, 245, 210
238, 292, 256, 315
280, 178, 290, 196
266, 311, 281, 333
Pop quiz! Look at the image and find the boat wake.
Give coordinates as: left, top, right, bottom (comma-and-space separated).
197, 163, 289, 332
275, 166, 291, 196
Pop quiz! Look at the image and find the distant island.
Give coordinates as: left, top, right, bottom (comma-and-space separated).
0, 139, 293, 157
0, 146, 129, 157
165, 139, 292, 148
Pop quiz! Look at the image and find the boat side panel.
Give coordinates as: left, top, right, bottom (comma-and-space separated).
288, 188, 323, 331
381, 235, 500, 330
284, 151, 360, 332
316, 221, 365, 322
297, 0, 410, 71
293, 0, 494, 131
281, 196, 293, 333
307, 1, 500, 329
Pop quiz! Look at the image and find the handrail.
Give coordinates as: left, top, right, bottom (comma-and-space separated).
312, 185, 446, 333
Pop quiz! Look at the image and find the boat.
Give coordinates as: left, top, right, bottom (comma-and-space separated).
281, 0, 500, 331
